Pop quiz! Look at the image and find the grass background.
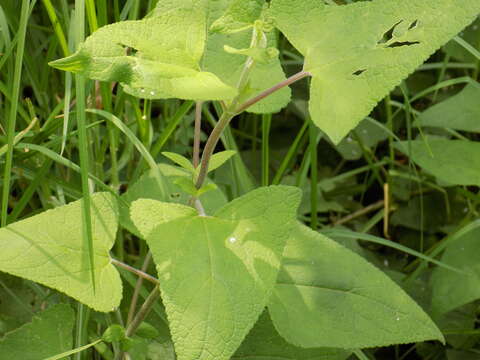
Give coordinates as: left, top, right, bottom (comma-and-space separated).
0, 0, 479, 359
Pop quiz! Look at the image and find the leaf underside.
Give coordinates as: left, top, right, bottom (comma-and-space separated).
268, 222, 444, 349
270, 0, 480, 143
139, 186, 301, 360
0, 193, 122, 312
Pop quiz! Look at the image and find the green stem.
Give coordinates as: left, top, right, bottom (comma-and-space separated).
196, 70, 311, 190
261, 114, 271, 186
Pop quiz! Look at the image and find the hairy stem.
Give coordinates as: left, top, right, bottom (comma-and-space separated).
126, 252, 152, 326
111, 258, 158, 284
115, 286, 161, 360
195, 70, 311, 189
235, 71, 311, 114
193, 101, 204, 168
126, 286, 161, 337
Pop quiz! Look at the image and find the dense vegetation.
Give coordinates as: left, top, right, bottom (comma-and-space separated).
0, 1, 479, 359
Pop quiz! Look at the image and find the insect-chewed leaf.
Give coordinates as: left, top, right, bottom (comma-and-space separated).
49, 0, 237, 101
268, 222, 444, 349
0, 193, 122, 312
0, 304, 74, 359
146, 186, 301, 360
270, 0, 480, 143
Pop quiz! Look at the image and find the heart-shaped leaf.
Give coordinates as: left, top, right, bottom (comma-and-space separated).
268, 222, 444, 348
141, 186, 301, 360
270, 0, 480, 143
49, 1, 237, 101
0, 193, 122, 312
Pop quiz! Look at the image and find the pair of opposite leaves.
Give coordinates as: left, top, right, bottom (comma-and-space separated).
0, 185, 444, 360
50, 0, 480, 143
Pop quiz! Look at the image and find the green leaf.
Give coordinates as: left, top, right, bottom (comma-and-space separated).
49, 1, 237, 101
232, 311, 351, 360
0, 193, 122, 312
431, 226, 480, 315
130, 199, 197, 239
270, 0, 480, 143
207, 150, 237, 173
224, 45, 280, 64
268, 222, 444, 349
202, 0, 291, 113
394, 139, 480, 187
210, 0, 264, 34
173, 177, 198, 197
162, 152, 195, 173
418, 82, 480, 133
444, 18, 480, 62
102, 324, 126, 343
0, 304, 74, 360
145, 186, 301, 360
119, 164, 227, 237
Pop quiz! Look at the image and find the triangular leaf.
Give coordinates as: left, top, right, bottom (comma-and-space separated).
268, 222, 444, 348
395, 139, 480, 187
145, 186, 301, 360
0, 193, 122, 312
0, 304, 74, 359
270, 0, 480, 143
49, 1, 237, 101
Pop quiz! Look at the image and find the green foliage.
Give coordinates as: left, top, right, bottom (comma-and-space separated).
201, 0, 291, 113
395, 139, 480, 187
0, 193, 122, 312
140, 186, 301, 360
269, 222, 444, 348
232, 312, 351, 360
418, 83, 480, 132
431, 224, 480, 315
0, 304, 74, 359
4, 0, 480, 359
49, 0, 237, 101
119, 164, 227, 237
269, 0, 480, 143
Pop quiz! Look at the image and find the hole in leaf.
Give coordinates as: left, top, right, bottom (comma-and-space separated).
409, 20, 419, 30
378, 20, 403, 44
352, 69, 367, 76
119, 43, 139, 56
388, 41, 420, 48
